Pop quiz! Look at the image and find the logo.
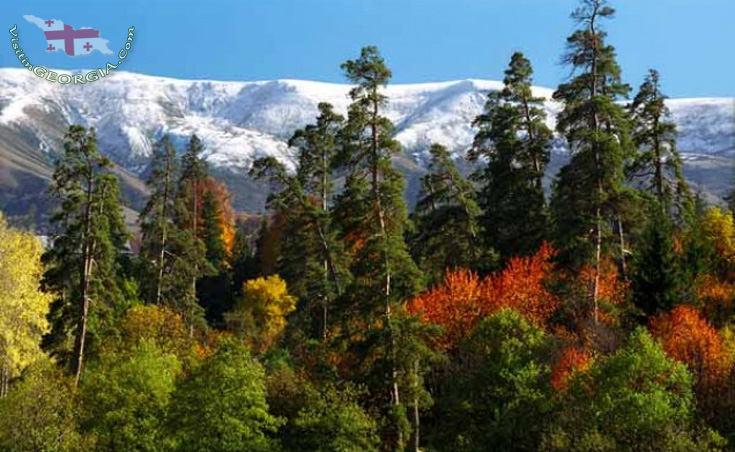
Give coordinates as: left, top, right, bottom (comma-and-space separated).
8, 16, 135, 85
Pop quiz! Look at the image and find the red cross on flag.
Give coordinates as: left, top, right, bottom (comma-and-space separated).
24, 15, 113, 57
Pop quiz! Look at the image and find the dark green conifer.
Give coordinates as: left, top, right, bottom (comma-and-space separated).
550, 0, 633, 322
41, 125, 130, 386
412, 143, 484, 281
629, 69, 693, 222
471, 51, 552, 260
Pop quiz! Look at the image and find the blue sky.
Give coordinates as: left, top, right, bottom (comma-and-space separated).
2, 0, 733, 97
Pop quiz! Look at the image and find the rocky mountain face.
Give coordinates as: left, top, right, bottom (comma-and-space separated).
0, 68, 733, 226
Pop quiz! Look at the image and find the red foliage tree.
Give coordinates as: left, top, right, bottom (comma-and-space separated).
650, 305, 731, 387
407, 243, 558, 349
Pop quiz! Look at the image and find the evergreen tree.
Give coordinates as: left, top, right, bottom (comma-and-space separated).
333, 45, 425, 450
252, 102, 348, 339
412, 143, 484, 281
42, 125, 130, 386
471, 52, 552, 260
139, 134, 180, 305
550, 0, 633, 322
171, 134, 209, 329
196, 189, 232, 325
631, 206, 686, 319
629, 69, 693, 221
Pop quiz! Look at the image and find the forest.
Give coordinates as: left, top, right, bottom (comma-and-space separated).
2, 0, 735, 451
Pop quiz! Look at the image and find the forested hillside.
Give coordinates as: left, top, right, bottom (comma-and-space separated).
3, 1, 735, 451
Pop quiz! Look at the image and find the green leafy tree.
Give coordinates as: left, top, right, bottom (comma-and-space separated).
412, 143, 485, 280
333, 45, 425, 449
42, 125, 131, 386
0, 357, 89, 451
471, 52, 552, 260
434, 309, 553, 452
81, 340, 181, 452
550, 0, 633, 322
629, 69, 693, 221
542, 328, 724, 451
287, 385, 380, 452
167, 339, 282, 452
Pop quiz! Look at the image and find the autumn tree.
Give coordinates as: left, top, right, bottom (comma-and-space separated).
408, 243, 558, 350
0, 213, 53, 396
225, 275, 296, 352
550, 347, 591, 392
42, 125, 131, 386
471, 51, 552, 259
650, 305, 731, 426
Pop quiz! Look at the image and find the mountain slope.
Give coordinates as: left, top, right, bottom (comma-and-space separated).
0, 68, 733, 220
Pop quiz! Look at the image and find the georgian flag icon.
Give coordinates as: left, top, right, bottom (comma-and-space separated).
24, 15, 114, 57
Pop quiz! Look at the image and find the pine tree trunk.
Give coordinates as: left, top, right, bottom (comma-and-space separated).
590, 3, 602, 326
617, 216, 627, 280
73, 167, 96, 387
371, 85, 402, 450
412, 359, 421, 452
322, 145, 329, 340
155, 151, 172, 305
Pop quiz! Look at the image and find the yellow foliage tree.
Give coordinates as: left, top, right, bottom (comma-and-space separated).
701, 207, 735, 266
0, 213, 53, 395
225, 275, 296, 352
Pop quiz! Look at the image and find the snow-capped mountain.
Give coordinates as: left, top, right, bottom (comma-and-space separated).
0, 67, 733, 217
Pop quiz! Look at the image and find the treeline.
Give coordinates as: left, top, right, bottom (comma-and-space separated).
3, 0, 735, 451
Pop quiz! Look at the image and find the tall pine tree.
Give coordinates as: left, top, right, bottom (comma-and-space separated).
251, 102, 348, 339
334, 45, 424, 450
139, 134, 180, 305
41, 125, 130, 386
629, 69, 693, 221
172, 134, 209, 329
471, 52, 552, 260
550, 0, 632, 323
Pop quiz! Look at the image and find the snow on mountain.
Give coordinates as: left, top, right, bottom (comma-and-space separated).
0, 67, 733, 180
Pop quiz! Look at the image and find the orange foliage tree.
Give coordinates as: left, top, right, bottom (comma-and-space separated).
550, 347, 591, 391
650, 305, 731, 387
576, 259, 629, 326
407, 243, 558, 349
183, 176, 236, 255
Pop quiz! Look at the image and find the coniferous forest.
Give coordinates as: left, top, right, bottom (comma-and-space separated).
4, 1, 735, 451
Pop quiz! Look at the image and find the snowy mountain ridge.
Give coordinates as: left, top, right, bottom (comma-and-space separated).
1, 68, 733, 173
0, 68, 733, 215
